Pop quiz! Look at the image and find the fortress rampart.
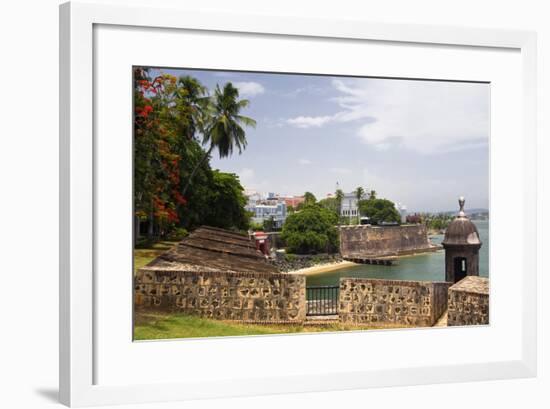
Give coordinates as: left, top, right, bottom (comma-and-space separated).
135, 269, 306, 323
339, 224, 439, 258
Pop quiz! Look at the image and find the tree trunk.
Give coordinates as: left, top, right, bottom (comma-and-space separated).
181, 145, 214, 197
147, 211, 154, 239
134, 215, 140, 245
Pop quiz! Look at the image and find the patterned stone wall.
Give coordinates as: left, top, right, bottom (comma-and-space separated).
339, 278, 451, 326
135, 269, 306, 323
447, 276, 489, 326
339, 224, 437, 258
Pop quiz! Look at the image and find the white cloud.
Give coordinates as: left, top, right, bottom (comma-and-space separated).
286, 78, 489, 154
233, 81, 265, 98
298, 158, 312, 165
287, 115, 333, 128
350, 79, 489, 154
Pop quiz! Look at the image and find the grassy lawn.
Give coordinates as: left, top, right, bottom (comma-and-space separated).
134, 240, 179, 273
134, 312, 399, 340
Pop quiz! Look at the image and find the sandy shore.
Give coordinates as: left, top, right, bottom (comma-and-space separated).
288, 260, 357, 276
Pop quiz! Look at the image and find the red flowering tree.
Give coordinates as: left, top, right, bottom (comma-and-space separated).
133, 68, 253, 241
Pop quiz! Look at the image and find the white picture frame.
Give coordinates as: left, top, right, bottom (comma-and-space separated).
59, 1, 537, 407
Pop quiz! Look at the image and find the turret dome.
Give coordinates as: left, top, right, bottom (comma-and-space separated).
442, 197, 482, 247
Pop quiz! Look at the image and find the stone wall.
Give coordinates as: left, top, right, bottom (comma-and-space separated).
447, 276, 489, 326
339, 224, 438, 258
135, 269, 306, 323
339, 278, 451, 326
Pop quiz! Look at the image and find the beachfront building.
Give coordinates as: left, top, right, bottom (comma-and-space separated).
340, 192, 360, 218
245, 192, 288, 229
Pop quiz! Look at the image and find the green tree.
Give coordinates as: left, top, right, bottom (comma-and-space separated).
354, 186, 365, 224
263, 216, 276, 232
182, 82, 256, 196
368, 190, 377, 200
133, 70, 257, 239
203, 170, 249, 230
174, 75, 209, 140
303, 191, 317, 205
318, 197, 338, 214
358, 198, 401, 225
281, 205, 339, 254
335, 189, 344, 220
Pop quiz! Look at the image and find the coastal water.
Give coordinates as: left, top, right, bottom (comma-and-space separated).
306, 220, 489, 286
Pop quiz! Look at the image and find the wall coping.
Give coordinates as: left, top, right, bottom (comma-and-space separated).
339, 277, 452, 286
138, 268, 304, 280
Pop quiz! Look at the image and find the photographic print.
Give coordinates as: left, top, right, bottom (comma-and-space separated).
133, 67, 489, 340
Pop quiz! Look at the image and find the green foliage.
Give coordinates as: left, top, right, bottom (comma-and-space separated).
249, 221, 264, 231
133, 68, 256, 239
354, 186, 365, 202
303, 191, 317, 205
166, 227, 189, 241
422, 213, 453, 231
358, 198, 401, 225
281, 204, 339, 254
263, 216, 276, 232
335, 189, 345, 216
201, 170, 249, 231
318, 197, 338, 214
284, 253, 298, 262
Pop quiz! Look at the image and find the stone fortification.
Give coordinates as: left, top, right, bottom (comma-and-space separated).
135, 269, 306, 323
447, 276, 489, 326
339, 224, 439, 258
135, 226, 306, 323
338, 278, 451, 326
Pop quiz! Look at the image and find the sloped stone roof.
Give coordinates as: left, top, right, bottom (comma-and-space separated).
142, 226, 279, 274
449, 276, 489, 295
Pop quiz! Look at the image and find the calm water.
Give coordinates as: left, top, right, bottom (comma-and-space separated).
307, 220, 489, 286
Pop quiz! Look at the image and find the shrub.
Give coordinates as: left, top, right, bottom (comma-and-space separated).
166, 227, 189, 241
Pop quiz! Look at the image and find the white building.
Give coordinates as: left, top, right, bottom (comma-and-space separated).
245, 193, 287, 229
395, 202, 408, 223
340, 192, 360, 218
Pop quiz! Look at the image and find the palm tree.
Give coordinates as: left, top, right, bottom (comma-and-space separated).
335, 189, 344, 222
304, 191, 317, 205
181, 82, 256, 196
354, 186, 365, 224
368, 189, 377, 200
175, 76, 209, 140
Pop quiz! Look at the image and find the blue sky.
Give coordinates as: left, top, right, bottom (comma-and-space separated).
150, 68, 489, 213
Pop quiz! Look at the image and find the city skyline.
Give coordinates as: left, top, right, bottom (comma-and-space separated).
150, 68, 490, 213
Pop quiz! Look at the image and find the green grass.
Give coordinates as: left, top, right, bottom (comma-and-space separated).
134, 312, 398, 340
134, 240, 179, 273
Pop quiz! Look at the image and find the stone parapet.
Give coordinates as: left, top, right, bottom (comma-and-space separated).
447, 276, 489, 326
339, 278, 451, 327
135, 269, 306, 323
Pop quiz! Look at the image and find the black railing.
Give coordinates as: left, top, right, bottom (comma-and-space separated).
306, 286, 339, 316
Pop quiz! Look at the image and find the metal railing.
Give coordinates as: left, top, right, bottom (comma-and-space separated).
306, 286, 339, 316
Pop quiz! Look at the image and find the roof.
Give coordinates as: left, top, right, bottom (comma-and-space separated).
442, 197, 482, 247
142, 226, 279, 274
449, 276, 489, 295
